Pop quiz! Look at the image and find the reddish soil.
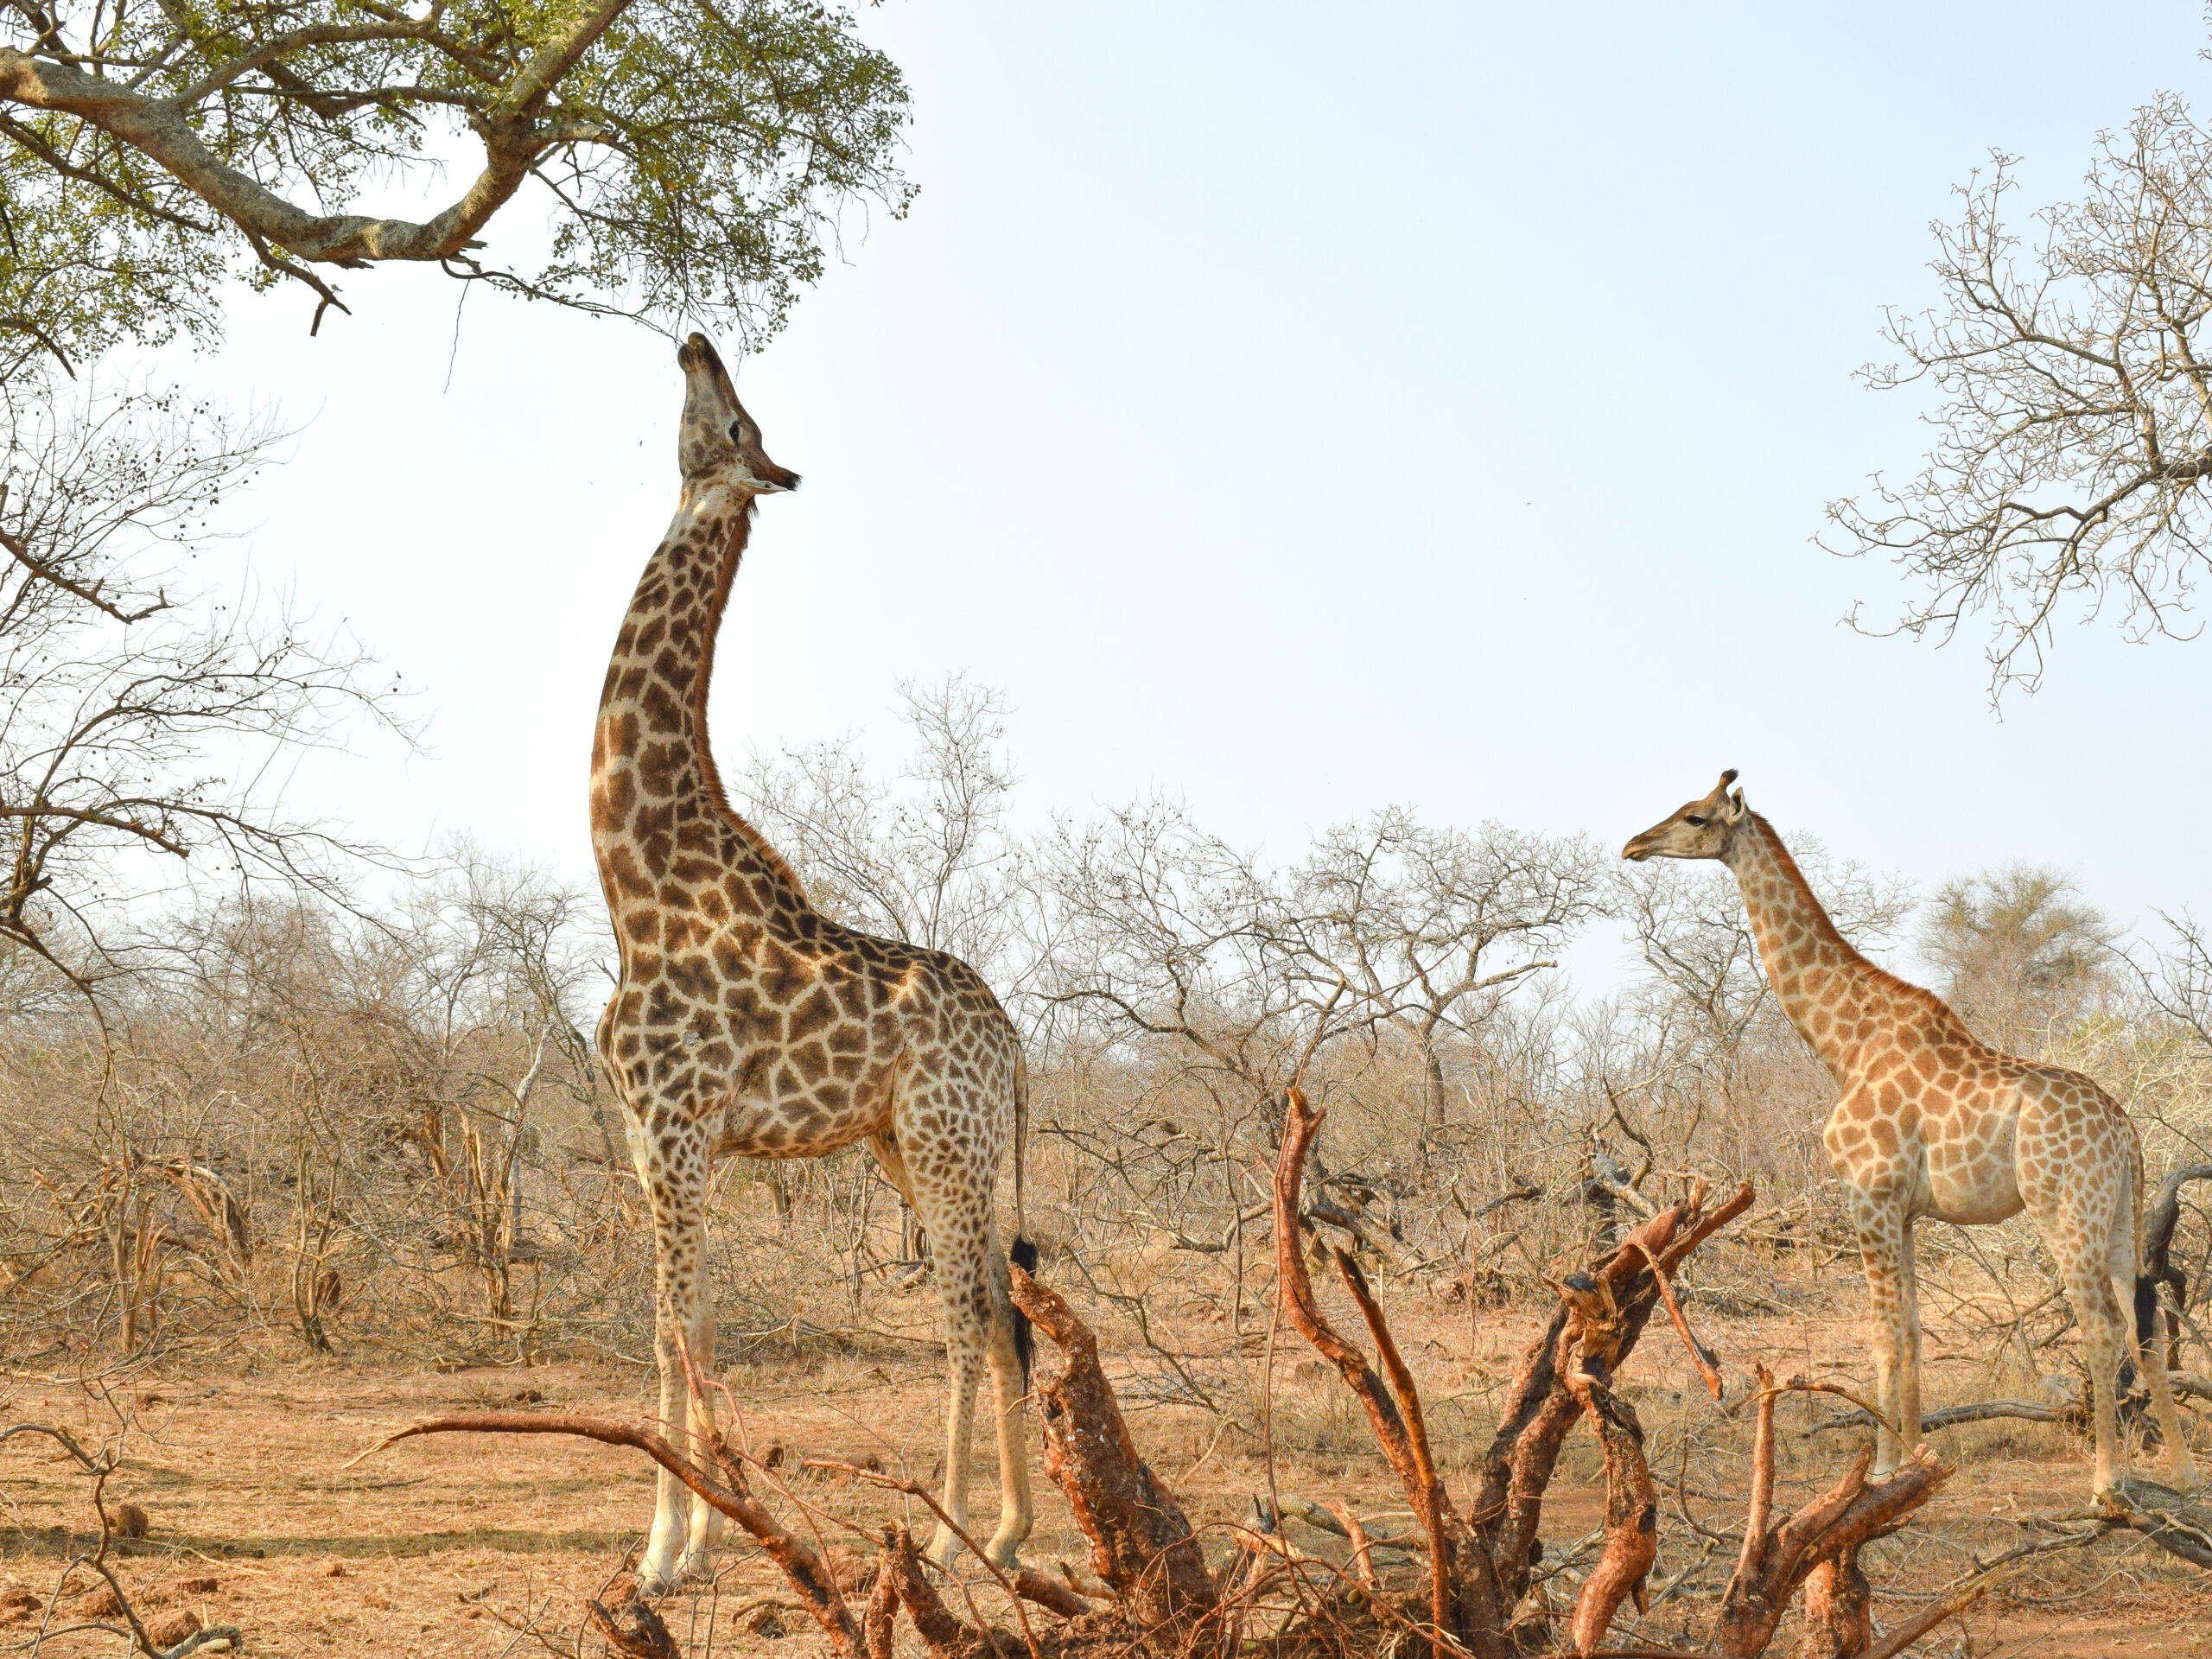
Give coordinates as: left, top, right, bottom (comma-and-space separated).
3, 1290, 2210, 1656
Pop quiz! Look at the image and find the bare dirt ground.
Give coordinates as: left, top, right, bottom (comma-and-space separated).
5, 1272, 2212, 1657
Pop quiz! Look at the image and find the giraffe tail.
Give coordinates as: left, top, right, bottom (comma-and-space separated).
2126, 1131, 2196, 1490
1008, 1048, 1035, 1386
2131, 1135, 2159, 1361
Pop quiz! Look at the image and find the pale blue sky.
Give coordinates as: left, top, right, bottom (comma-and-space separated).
161, 2, 2212, 973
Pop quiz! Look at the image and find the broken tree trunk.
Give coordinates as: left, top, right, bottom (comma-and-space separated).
1470, 1175, 1756, 1622
1007, 1265, 1220, 1649
2146, 1164, 2212, 1373
1711, 1370, 1951, 1659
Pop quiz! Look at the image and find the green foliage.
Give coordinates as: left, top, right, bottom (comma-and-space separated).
1, 0, 913, 370
0, 108, 229, 369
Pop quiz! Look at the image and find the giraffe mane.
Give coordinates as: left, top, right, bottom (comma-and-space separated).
1748, 812, 1976, 1045
693, 495, 812, 906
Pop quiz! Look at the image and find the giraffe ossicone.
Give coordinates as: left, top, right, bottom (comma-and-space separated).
1624, 770, 2196, 1497
590, 334, 1035, 1592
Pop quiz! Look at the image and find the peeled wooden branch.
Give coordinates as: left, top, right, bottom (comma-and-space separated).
1010, 1569, 1094, 1620
804, 1458, 1042, 1659
865, 1555, 900, 1659
883, 1524, 987, 1659
1275, 1087, 1503, 1656
1796, 1548, 1872, 1659
351, 1414, 862, 1657
1561, 1363, 1658, 1656
1624, 1237, 1723, 1399
585, 1593, 679, 1659
1712, 1374, 1951, 1659
1470, 1181, 1754, 1617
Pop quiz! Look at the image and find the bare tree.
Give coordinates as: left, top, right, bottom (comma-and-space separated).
1035, 797, 1347, 1152
1284, 810, 1607, 1129
2144, 910, 2212, 1058
0, 372, 404, 996
376, 842, 610, 1337
1827, 89, 2212, 695
739, 673, 1024, 982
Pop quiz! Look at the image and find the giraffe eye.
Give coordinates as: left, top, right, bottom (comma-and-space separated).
1685, 814, 1707, 827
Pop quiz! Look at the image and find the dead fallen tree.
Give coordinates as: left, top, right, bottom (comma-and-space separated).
347, 1084, 2212, 1658
991, 1089, 1955, 1658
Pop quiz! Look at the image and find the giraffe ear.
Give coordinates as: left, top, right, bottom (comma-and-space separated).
1728, 787, 1747, 817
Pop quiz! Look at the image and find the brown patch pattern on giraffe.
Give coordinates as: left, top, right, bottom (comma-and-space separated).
1624, 770, 2196, 1497
589, 334, 1034, 1592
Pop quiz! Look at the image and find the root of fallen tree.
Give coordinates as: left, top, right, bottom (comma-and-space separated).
353, 1085, 2212, 1658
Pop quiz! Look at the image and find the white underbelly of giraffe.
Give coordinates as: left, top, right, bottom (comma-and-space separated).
1916, 1148, 2025, 1226
709, 1090, 887, 1160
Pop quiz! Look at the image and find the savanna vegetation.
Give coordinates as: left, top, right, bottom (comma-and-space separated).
13, 2, 2212, 1656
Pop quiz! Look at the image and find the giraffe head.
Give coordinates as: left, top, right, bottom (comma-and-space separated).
675, 333, 801, 496
1622, 769, 1747, 862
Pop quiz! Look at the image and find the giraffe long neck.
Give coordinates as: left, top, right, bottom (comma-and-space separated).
589, 484, 809, 939
1722, 812, 1891, 1083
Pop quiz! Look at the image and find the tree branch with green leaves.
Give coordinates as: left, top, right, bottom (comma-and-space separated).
1, 0, 912, 363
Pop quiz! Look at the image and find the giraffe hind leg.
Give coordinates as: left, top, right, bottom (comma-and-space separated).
896, 1157, 1033, 1568
2117, 1199, 2199, 1493
2025, 1109, 2140, 1497
981, 1230, 1035, 1566
2063, 1246, 2131, 1496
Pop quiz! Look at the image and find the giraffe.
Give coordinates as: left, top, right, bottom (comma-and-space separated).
1623, 770, 2196, 1497
590, 333, 1035, 1591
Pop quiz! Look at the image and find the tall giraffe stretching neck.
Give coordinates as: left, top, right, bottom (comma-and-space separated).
590, 348, 806, 949
591, 334, 1035, 1593
1624, 771, 2195, 1496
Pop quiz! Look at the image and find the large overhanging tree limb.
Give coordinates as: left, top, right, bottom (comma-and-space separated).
2, 0, 912, 360
1826, 92, 2212, 697
1, 32, 556, 265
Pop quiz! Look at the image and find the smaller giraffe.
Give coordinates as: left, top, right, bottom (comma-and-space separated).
1624, 771, 2196, 1496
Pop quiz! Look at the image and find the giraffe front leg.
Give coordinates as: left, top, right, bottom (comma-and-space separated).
674, 1287, 727, 1583
1894, 1218, 1923, 1462
635, 1123, 711, 1595
1853, 1208, 1911, 1476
